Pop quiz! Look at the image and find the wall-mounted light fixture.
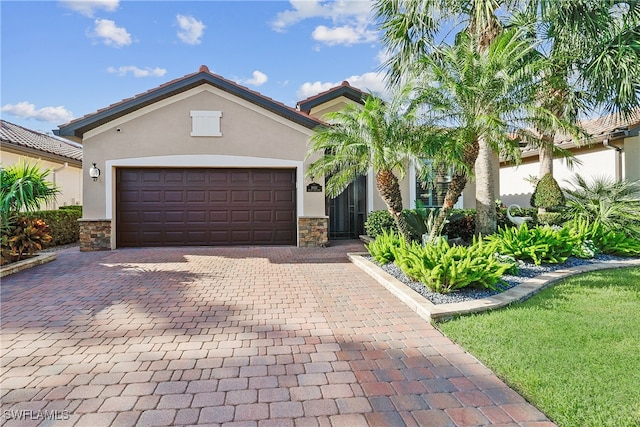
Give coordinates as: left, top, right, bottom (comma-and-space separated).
89, 163, 101, 182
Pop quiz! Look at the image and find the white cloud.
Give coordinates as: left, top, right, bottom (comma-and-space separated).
92, 19, 132, 47
239, 71, 269, 87
1, 102, 74, 124
272, 0, 377, 47
107, 66, 167, 78
176, 14, 205, 45
312, 25, 377, 46
59, 0, 119, 17
297, 72, 387, 100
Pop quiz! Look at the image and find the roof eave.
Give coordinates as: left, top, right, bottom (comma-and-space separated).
56, 72, 322, 140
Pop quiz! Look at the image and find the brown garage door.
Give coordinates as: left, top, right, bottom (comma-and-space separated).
116, 168, 296, 247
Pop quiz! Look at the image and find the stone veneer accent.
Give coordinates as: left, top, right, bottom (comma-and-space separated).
78, 219, 112, 252
298, 216, 328, 247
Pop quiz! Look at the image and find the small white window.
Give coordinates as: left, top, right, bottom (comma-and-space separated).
190, 110, 222, 137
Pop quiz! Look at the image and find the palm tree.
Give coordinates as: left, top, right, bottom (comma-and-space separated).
514, 1, 640, 183
0, 159, 59, 220
410, 29, 541, 241
305, 89, 426, 240
375, 0, 519, 235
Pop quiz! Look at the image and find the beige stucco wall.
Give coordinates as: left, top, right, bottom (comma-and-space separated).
0, 150, 82, 209
82, 85, 325, 228
625, 135, 640, 181
499, 142, 630, 207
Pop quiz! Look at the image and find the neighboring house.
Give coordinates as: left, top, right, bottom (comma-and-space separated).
56, 67, 476, 251
1, 119, 83, 210
500, 110, 640, 207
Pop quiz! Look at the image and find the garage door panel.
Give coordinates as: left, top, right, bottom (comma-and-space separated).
140, 191, 161, 203
186, 190, 206, 203
210, 211, 229, 222
163, 190, 184, 203
117, 168, 296, 247
231, 211, 251, 222
141, 171, 162, 183
231, 191, 250, 202
253, 211, 273, 222
253, 190, 272, 202
186, 211, 207, 223
210, 191, 228, 202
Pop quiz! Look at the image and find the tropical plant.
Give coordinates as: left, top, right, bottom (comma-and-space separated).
365, 229, 404, 265
404, 202, 463, 243
568, 217, 640, 257
391, 237, 514, 294
512, 1, 640, 183
5, 216, 52, 262
487, 222, 576, 265
406, 28, 542, 240
364, 210, 396, 238
306, 87, 427, 240
0, 159, 59, 218
0, 159, 59, 264
563, 174, 640, 239
375, 0, 524, 237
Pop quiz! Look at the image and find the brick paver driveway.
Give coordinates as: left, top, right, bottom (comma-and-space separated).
1, 242, 553, 426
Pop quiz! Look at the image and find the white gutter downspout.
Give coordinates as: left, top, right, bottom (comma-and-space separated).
602, 138, 624, 182
50, 162, 68, 209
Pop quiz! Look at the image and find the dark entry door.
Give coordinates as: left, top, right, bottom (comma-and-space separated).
328, 175, 367, 239
116, 168, 296, 247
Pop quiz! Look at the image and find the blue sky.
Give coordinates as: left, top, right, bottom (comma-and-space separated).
1, 0, 389, 134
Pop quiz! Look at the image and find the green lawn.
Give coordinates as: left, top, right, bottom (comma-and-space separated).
437, 266, 640, 427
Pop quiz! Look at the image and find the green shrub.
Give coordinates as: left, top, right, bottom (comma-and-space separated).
364, 210, 396, 238
487, 223, 576, 265
391, 237, 514, 294
59, 205, 82, 215
25, 208, 81, 247
563, 174, 640, 239
568, 218, 640, 257
365, 229, 404, 264
531, 173, 565, 211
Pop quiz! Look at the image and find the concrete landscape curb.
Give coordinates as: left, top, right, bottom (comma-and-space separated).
348, 252, 640, 322
0, 252, 57, 278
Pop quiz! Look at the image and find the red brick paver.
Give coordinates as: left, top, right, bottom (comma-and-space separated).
0, 243, 554, 426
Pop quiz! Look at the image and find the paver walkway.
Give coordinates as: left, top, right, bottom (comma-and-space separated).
1, 242, 554, 426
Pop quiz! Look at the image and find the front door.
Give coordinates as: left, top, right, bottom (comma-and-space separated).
328, 175, 367, 239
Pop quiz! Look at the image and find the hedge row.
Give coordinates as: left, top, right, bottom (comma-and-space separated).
25, 206, 82, 247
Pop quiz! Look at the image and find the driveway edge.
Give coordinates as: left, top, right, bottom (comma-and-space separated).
0, 253, 57, 278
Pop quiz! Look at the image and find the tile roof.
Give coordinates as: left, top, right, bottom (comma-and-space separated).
555, 108, 640, 144
1, 119, 83, 162
517, 108, 640, 158
56, 65, 325, 140
296, 80, 368, 113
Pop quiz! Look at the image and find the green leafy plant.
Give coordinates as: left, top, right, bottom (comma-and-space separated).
568, 217, 640, 257
364, 210, 396, 238
391, 237, 514, 294
6, 216, 52, 262
563, 174, 640, 239
404, 202, 464, 243
365, 229, 404, 264
26, 208, 82, 246
487, 223, 576, 265
0, 159, 59, 218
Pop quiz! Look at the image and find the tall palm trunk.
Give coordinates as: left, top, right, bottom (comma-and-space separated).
376, 169, 410, 240
537, 134, 555, 215
429, 140, 480, 241
475, 135, 497, 235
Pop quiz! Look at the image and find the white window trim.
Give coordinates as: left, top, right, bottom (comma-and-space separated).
190, 110, 222, 137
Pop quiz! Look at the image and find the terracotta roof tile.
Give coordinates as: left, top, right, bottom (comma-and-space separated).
1, 120, 82, 161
